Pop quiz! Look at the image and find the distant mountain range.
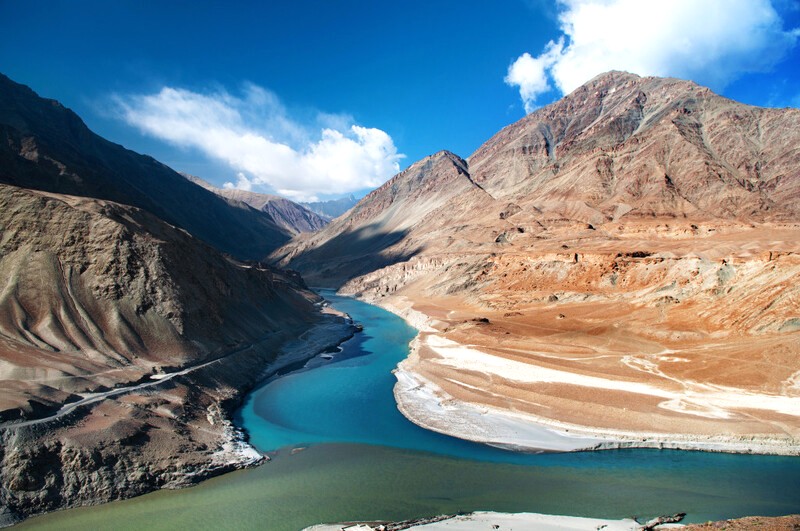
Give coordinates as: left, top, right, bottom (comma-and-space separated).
301, 194, 358, 220
183, 174, 328, 234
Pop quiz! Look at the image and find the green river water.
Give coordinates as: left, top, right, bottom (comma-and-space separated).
17, 291, 800, 530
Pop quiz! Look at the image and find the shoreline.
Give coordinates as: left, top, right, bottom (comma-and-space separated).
215, 312, 358, 467
304, 511, 686, 531
306, 512, 800, 531
393, 363, 800, 455
347, 292, 800, 456
0, 312, 356, 528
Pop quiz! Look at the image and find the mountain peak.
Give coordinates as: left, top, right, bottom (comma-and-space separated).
469, 72, 799, 219
584, 70, 641, 86
399, 150, 469, 178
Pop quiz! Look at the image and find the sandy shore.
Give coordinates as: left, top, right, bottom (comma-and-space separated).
305, 511, 684, 531
336, 289, 800, 455
392, 330, 800, 455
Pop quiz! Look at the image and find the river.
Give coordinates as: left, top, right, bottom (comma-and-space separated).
18, 291, 800, 530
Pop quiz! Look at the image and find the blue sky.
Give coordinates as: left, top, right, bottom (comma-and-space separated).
1, 0, 798, 201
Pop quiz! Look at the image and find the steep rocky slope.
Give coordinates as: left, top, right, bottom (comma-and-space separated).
0, 73, 356, 525
0, 183, 355, 525
277, 71, 800, 283
276, 72, 800, 453
0, 183, 319, 420
0, 73, 291, 260
468, 71, 799, 220
272, 150, 487, 285
184, 174, 328, 234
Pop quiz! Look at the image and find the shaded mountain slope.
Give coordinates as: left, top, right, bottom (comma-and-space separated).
0, 183, 318, 422
184, 174, 328, 234
272, 150, 489, 285
0, 73, 291, 259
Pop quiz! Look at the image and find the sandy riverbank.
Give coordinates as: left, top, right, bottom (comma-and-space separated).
392, 329, 800, 455
341, 287, 800, 455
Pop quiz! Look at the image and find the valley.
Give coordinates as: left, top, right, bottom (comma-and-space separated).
1, 68, 798, 528
280, 71, 800, 455
0, 76, 355, 526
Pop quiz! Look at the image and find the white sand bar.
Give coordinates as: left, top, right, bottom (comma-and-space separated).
426, 335, 800, 419
393, 334, 800, 455
394, 369, 607, 451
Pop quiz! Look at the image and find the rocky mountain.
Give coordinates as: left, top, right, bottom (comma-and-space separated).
0, 74, 355, 525
277, 71, 800, 285
272, 150, 481, 285
0, 183, 319, 421
302, 194, 358, 220
467, 70, 799, 220
0, 73, 292, 260
0, 182, 352, 525
275, 72, 800, 453
184, 174, 328, 234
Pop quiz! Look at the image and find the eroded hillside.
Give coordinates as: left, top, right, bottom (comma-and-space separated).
278, 71, 800, 453
0, 76, 355, 526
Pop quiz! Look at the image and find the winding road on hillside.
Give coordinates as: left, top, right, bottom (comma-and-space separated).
0, 352, 240, 431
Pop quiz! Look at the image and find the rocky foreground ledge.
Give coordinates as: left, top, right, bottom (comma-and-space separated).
0, 314, 356, 528
305, 512, 800, 531
304, 511, 688, 531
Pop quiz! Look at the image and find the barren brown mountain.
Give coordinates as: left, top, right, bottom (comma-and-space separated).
0, 76, 354, 525
0, 73, 292, 260
0, 182, 356, 526
276, 71, 800, 453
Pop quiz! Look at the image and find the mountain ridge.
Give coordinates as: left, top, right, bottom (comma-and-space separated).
277, 71, 800, 285
183, 174, 328, 234
0, 73, 292, 260
0, 73, 354, 525
468, 70, 799, 219
271, 150, 483, 285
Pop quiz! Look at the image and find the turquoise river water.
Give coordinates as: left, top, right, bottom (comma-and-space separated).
18, 291, 800, 530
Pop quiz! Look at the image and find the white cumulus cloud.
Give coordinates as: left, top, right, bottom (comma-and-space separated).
506, 0, 800, 112
116, 84, 404, 201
